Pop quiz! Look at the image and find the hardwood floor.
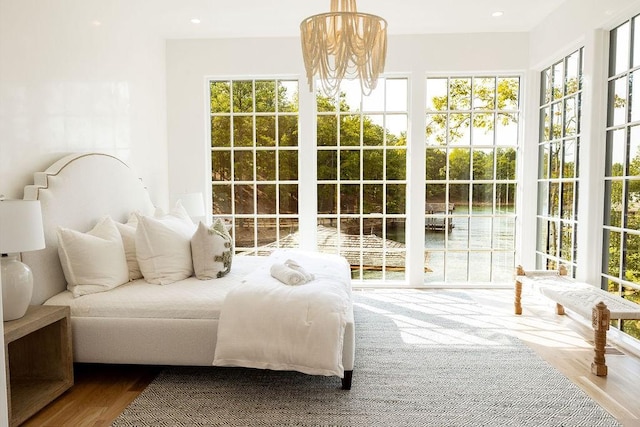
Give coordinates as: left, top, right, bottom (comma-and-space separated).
20, 289, 640, 426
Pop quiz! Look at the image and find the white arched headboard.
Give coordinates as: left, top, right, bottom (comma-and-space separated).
22, 153, 156, 304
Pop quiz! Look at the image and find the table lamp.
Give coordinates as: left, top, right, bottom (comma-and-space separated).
0, 199, 46, 321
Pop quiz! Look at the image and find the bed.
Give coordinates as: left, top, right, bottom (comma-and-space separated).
21, 152, 355, 389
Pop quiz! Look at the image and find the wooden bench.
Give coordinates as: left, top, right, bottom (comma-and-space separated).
514, 265, 640, 376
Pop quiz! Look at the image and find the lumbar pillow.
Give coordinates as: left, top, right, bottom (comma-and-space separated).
191, 219, 233, 280
115, 212, 142, 281
57, 216, 129, 297
135, 209, 196, 285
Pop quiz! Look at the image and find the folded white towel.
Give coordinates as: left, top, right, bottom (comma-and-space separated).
270, 259, 314, 286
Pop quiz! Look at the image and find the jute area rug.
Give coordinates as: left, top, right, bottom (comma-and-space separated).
112, 290, 621, 426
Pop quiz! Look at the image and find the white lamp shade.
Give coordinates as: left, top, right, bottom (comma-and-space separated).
176, 193, 205, 218
0, 200, 46, 254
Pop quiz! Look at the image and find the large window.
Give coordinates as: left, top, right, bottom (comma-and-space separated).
536, 49, 583, 276
425, 76, 519, 283
316, 78, 408, 281
209, 79, 299, 255
603, 17, 640, 339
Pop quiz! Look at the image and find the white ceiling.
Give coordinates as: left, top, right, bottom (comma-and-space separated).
123, 0, 570, 39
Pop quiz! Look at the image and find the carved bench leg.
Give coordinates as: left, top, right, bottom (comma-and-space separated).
555, 303, 565, 315
515, 265, 524, 315
341, 370, 353, 390
591, 301, 610, 376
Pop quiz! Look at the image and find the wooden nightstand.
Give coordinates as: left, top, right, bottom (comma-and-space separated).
4, 305, 73, 427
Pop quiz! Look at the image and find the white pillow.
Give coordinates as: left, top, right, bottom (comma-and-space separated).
191, 219, 233, 280
57, 216, 129, 297
115, 213, 142, 281
135, 207, 196, 285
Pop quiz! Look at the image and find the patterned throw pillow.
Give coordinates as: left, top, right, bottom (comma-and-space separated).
191, 218, 233, 279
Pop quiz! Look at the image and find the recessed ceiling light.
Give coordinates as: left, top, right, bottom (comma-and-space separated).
91, 20, 102, 26
492, 11, 504, 17
190, 18, 201, 24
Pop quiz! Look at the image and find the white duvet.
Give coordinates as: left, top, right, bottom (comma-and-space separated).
212, 249, 352, 378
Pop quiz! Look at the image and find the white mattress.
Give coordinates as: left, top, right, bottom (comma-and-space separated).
44, 256, 267, 320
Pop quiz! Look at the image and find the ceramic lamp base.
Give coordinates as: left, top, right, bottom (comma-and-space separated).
1, 255, 33, 321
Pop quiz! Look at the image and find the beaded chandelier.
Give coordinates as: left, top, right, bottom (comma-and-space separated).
300, 0, 387, 97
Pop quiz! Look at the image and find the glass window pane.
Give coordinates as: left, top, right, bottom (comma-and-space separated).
234, 150, 253, 181
497, 77, 519, 110
234, 185, 254, 214
449, 148, 470, 180
340, 184, 360, 214
609, 76, 628, 127
473, 149, 494, 180
551, 101, 563, 139
235, 218, 254, 248
552, 60, 564, 100
278, 116, 298, 147
363, 149, 384, 180
426, 183, 447, 205
256, 217, 277, 246
386, 184, 406, 214
210, 81, 231, 113
233, 116, 253, 147
494, 217, 515, 249
473, 77, 495, 110
279, 184, 298, 214
386, 78, 408, 111
562, 182, 575, 220
340, 115, 361, 146
472, 113, 494, 145
563, 139, 577, 178
317, 184, 337, 214
340, 150, 360, 180
470, 217, 491, 248
212, 184, 232, 214
537, 181, 549, 216
363, 184, 383, 214
450, 113, 471, 145
560, 222, 573, 261
446, 252, 468, 281
449, 218, 468, 249
540, 106, 551, 142
496, 113, 518, 145
565, 51, 581, 95
449, 78, 471, 110
611, 22, 630, 76
550, 142, 561, 178
255, 116, 275, 146
278, 80, 298, 112
496, 184, 516, 212
492, 251, 514, 282
211, 116, 231, 148
604, 229, 621, 277
232, 81, 254, 113
469, 252, 491, 281
212, 151, 231, 181
279, 150, 298, 181
541, 68, 552, 104
317, 150, 337, 180
472, 184, 493, 213
425, 251, 444, 281
386, 149, 406, 180
363, 114, 384, 146
426, 113, 447, 145
626, 180, 640, 230
564, 97, 578, 136
257, 184, 276, 214
631, 126, 640, 176
426, 148, 446, 180
256, 150, 275, 181
255, 80, 276, 113
426, 78, 448, 111
606, 129, 626, 177
317, 115, 338, 146
449, 184, 469, 213
496, 148, 516, 180
537, 218, 549, 255
549, 182, 560, 217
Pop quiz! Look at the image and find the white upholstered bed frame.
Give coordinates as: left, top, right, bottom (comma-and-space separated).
22, 152, 355, 388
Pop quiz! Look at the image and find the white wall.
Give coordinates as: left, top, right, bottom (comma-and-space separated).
0, 0, 169, 207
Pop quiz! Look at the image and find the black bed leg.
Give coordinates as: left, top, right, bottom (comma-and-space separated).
341, 370, 353, 390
